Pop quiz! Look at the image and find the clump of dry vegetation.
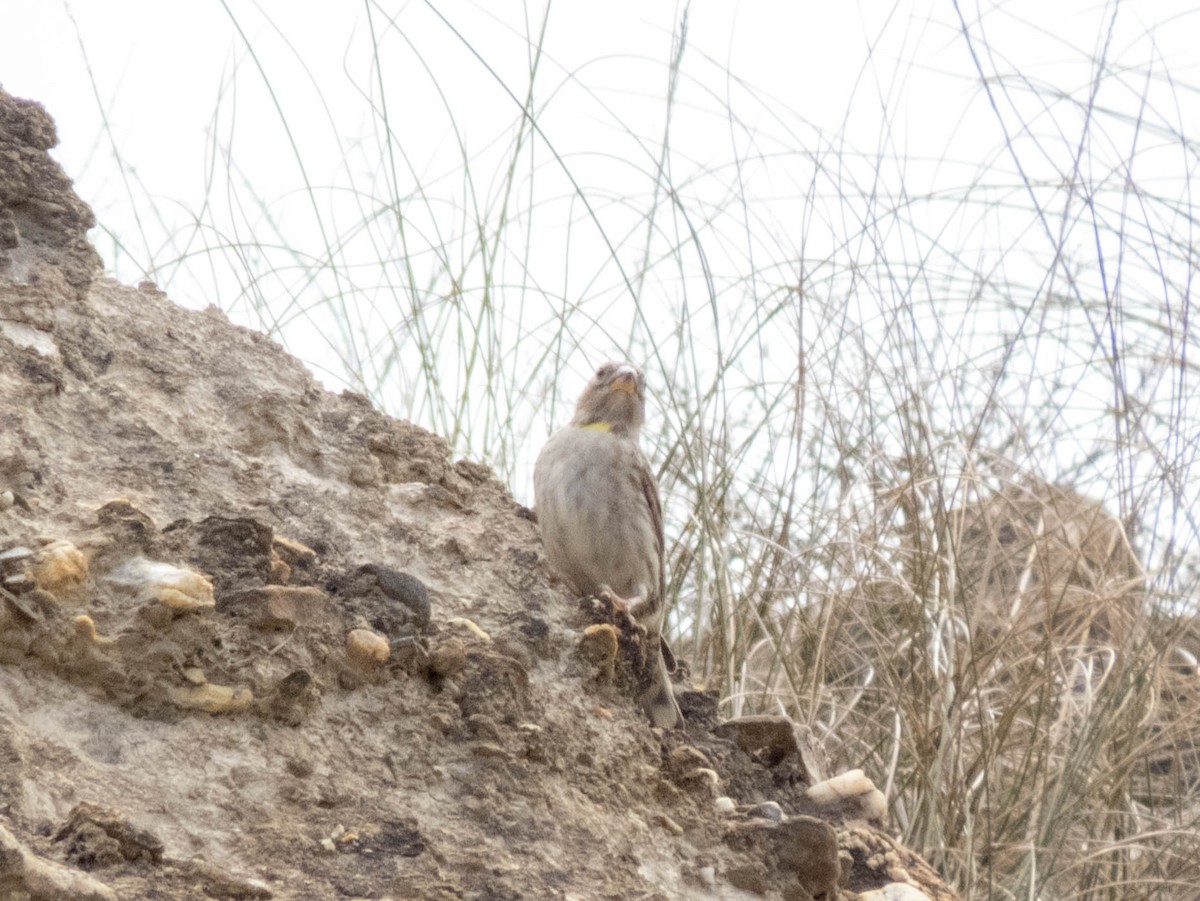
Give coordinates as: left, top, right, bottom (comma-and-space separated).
731, 467, 1200, 898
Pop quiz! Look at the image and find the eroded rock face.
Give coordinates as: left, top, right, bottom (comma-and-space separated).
0, 88, 102, 329
0, 87, 958, 901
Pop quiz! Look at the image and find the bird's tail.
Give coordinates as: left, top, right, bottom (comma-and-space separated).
640, 647, 683, 729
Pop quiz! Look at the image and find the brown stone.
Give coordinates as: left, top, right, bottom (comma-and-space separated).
54, 802, 164, 866
218, 585, 330, 629
714, 714, 823, 779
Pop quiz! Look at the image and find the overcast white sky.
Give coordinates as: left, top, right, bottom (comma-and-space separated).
10, 1, 1195, 303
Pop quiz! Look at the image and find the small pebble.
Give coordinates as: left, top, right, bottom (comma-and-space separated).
347, 628, 390, 669
679, 768, 721, 794
714, 796, 737, 815
0, 545, 31, 566
107, 557, 215, 611
578, 624, 618, 682
745, 801, 784, 822
220, 585, 328, 629
368, 566, 431, 627
667, 745, 712, 772
696, 866, 716, 886
272, 535, 318, 568
428, 637, 466, 678
3, 572, 34, 593
447, 616, 490, 642
168, 683, 253, 714
806, 768, 888, 820
471, 743, 509, 759
655, 813, 684, 835
72, 615, 114, 646
156, 575, 215, 610
31, 540, 88, 595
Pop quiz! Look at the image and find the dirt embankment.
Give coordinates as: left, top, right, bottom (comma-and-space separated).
0, 87, 955, 901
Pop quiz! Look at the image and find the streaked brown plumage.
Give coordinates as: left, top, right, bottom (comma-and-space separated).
533, 362, 682, 728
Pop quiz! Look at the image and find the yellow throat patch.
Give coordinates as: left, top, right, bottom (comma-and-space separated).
579, 422, 613, 433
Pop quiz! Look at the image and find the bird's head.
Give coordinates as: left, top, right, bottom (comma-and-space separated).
570, 361, 646, 438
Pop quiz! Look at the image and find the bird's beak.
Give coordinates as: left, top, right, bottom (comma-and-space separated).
609, 370, 638, 395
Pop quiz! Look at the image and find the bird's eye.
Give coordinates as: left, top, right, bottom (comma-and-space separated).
596, 363, 614, 378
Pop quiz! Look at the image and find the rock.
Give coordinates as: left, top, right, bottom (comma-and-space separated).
466, 713, 503, 742
726, 861, 771, 894
183, 516, 277, 590
428, 636, 467, 678
714, 796, 737, 815
390, 635, 432, 675
0, 821, 116, 901
676, 767, 720, 794
30, 539, 88, 596
676, 688, 720, 727
71, 614, 113, 646
457, 650, 529, 720
447, 616, 490, 642
268, 534, 317, 583
0, 545, 33, 567
471, 742, 509, 759
0, 92, 102, 300
346, 627, 390, 670
362, 564, 431, 627
271, 534, 317, 569
516, 613, 554, 658
838, 826, 955, 901
168, 682, 254, 714
799, 769, 888, 823
54, 801, 164, 866
578, 623, 619, 682
665, 745, 721, 795
218, 585, 330, 629
774, 816, 840, 897
714, 714, 823, 779
745, 801, 784, 822
724, 814, 840, 899
105, 557, 215, 612
93, 498, 157, 555
1, 571, 34, 593
331, 565, 432, 641
263, 669, 319, 726
655, 813, 684, 835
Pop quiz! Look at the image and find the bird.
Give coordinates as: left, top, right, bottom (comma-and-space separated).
533, 361, 683, 729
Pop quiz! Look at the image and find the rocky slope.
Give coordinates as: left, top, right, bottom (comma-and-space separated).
0, 87, 955, 901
